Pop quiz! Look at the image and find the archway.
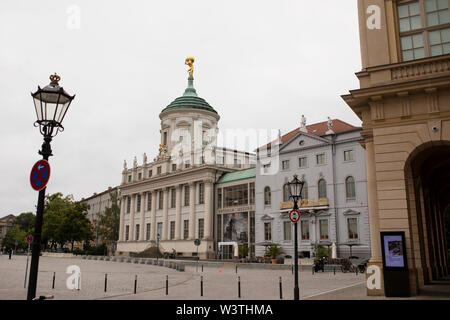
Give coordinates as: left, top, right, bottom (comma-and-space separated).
404, 141, 450, 292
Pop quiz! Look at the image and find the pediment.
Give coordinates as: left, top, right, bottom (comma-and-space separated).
280, 131, 330, 153
261, 214, 274, 221
343, 209, 360, 216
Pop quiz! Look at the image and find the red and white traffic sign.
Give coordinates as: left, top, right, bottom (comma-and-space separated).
289, 209, 300, 223
26, 235, 33, 244
30, 160, 51, 191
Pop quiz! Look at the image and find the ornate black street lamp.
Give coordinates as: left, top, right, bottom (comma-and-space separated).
27, 74, 75, 300
285, 174, 304, 301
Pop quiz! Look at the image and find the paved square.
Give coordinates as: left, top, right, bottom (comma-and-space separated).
0, 255, 367, 300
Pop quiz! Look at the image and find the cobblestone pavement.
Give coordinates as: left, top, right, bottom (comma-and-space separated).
0, 255, 369, 300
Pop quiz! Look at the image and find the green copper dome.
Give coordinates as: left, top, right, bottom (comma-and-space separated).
161, 76, 218, 114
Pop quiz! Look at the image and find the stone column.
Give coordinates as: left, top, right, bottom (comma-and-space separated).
175, 184, 182, 240
139, 192, 145, 241
162, 188, 169, 240
150, 190, 157, 241
189, 182, 196, 239
118, 196, 126, 241
204, 179, 213, 240
365, 138, 384, 296
129, 194, 135, 241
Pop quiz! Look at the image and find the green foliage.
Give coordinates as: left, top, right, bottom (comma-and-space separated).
42, 193, 94, 251
238, 244, 249, 258
315, 245, 331, 260
1, 225, 27, 251
98, 190, 120, 247
13, 212, 35, 234
265, 245, 283, 258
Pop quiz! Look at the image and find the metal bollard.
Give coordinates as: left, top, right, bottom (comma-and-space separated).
202, 265, 204, 273
166, 275, 168, 295
52, 272, 55, 289
334, 267, 336, 275
134, 275, 137, 294
356, 267, 358, 275
104, 274, 108, 292
235, 264, 238, 274
279, 277, 283, 300
200, 276, 203, 297
238, 276, 241, 298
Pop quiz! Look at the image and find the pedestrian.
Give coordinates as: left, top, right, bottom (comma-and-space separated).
8, 249, 12, 260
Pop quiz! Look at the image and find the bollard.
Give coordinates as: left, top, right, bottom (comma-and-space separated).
235, 265, 238, 274
104, 274, 108, 292
334, 267, 336, 275
200, 276, 203, 297
52, 272, 55, 289
312, 267, 314, 275
202, 265, 204, 273
166, 275, 169, 295
134, 275, 137, 294
279, 277, 283, 300
77, 272, 81, 290
291, 265, 293, 275
356, 267, 358, 276
238, 276, 241, 298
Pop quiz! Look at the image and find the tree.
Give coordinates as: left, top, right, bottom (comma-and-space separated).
2, 225, 27, 251
98, 190, 120, 250
13, 212, 35, 235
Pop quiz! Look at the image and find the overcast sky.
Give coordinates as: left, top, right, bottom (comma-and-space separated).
0, 0, 362, 218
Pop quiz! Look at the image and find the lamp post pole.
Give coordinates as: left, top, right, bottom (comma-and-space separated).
293, 199, 299, 301
27, 134, 52, 300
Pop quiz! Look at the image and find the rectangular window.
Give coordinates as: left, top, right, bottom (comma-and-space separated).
198, 218, 204, 239
184, 186, 190, 206
125, 225, 129, 241
224, 184, 248, 207
249, 183, 255, 205
185, 161, 190, 169
217, 188, 222, 208
138, 172, 142, 180
283, 221, 292, 241
398, 0, 450, 61
316, 153, 325, 165
299, 157, 307, 168
263, 163, 271, 173
217, 215, 222, 242
163, 131, 168, 145
148, 170, 152, 178
199, 183, 205, 204
128, 175, 131, 182
135, 224, 140, 240
158, 190, 163, 209
157, 166, 162, 175
234, 158, 242, 168
344, 150, 355, 161
319, 219, 329, 240
170, 221, 175, 240
126, 196, 131, 213
348, 218, 359, 239
136, 194, 141, 212
157, 222, 163, 240
264, 222, 271, 241
147, 192, 152, 211
170, 188, 176, 208
301, 220, 310, 240
183, 220, 189, 239
282, 160, 290, 170
172, 164, 177, 171
216, 154, 224, 165
146, 223, 151, 240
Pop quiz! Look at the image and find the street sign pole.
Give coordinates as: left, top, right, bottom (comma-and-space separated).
289, 207, 301, 300
24, 243, 30, 288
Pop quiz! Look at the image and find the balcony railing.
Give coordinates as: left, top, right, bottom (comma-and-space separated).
279, 198, 329, 210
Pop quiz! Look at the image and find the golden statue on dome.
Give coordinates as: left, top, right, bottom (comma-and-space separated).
185, 56, 194, 77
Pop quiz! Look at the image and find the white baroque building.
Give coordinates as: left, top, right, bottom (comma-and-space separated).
255, 117, 371, 260
117, 63, 254, 258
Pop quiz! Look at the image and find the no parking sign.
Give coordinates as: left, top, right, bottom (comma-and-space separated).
30, 160, 50, 191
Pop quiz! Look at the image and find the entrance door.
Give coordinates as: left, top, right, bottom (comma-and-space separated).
221, 245, 233, 260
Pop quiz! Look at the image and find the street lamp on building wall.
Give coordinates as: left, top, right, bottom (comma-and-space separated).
27, 74, 75, 300
285, 174, 304, 301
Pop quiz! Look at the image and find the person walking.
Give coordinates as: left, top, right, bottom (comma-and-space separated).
8, 249, 12, 259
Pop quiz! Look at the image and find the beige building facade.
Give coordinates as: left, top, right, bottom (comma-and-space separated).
343, 0, 450, 296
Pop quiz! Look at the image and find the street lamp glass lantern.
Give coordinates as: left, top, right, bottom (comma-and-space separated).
31, 73, 75, 134
286, 174, 304, 202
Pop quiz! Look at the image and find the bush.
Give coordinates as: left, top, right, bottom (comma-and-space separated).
86, 244, 107, 256
265, 245, 283, 258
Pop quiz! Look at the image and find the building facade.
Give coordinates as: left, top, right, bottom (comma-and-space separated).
215, 168, 256, 259
81, 186, 119, 246
0, 214, 15, 245
343, 0, 450, 296
117, 59, 255, 258
255, 118, 370, 260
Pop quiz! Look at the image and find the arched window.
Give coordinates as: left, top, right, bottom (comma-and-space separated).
318, 179, 327, 199
301, 182, 308, 200
346, 176, 356, 199
264, 187, 271, 205
283, 184, 290, 202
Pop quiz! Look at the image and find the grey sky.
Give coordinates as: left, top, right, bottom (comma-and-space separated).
0, 0, 362, 218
